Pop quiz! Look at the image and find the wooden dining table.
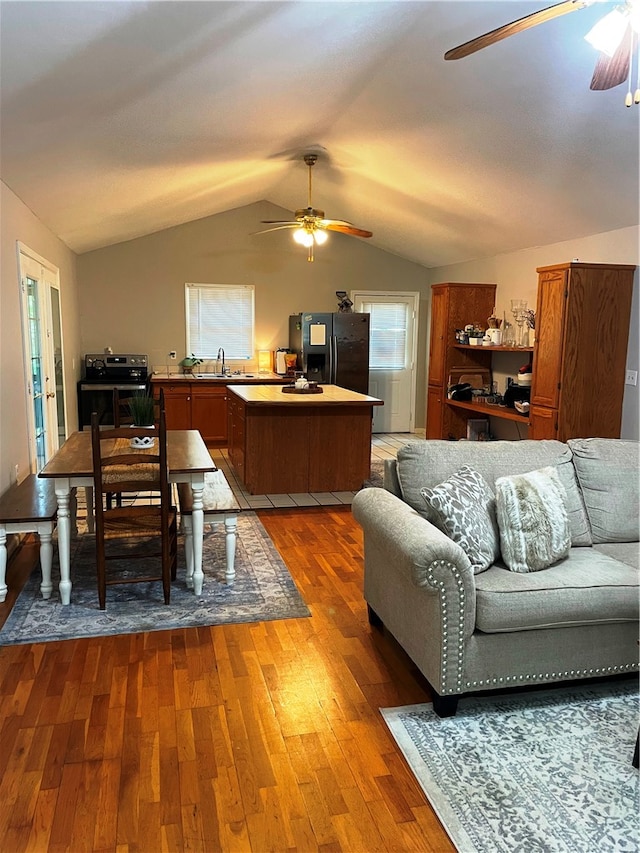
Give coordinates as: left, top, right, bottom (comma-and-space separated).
39, 429, 216, 605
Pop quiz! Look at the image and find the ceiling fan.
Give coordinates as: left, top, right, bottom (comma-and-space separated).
254, 153, 372, 262
445, 0, 640, 105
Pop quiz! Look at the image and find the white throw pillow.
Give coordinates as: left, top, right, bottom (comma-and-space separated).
420, 466, 500, 574
495, 466, 571, 573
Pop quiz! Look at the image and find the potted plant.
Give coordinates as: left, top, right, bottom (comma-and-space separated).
127, 392, 155, 447
180, 353, 203, 375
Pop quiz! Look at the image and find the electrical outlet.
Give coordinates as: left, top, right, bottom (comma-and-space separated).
625, 369, 638, 386
14, 464, 19, 482
169, 351, 177, 360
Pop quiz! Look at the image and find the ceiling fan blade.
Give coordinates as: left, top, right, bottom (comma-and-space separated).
590, 26, 633, 90
260, 220, 299, 225
322, 220, 373, 239
252, 224, 299, 235
444, 0, 588, 60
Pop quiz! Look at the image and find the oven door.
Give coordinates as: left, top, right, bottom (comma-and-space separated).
77, 382, 147, 430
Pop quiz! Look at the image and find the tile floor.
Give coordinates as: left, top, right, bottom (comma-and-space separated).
211, 432, 417, 510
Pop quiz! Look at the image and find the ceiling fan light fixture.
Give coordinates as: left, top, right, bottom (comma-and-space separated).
313, 229, 329, 245
584, 8, 629, 56
293, 227, 314, 247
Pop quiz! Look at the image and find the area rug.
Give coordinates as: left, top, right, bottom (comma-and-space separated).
1, 513, 310, 645
363, 459, 384, 488
382, 680, 639, 853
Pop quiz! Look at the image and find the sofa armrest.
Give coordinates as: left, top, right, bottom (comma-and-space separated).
352, 488, 477, 641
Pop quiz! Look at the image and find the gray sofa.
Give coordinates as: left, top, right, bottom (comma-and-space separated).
352, 438, 639, 716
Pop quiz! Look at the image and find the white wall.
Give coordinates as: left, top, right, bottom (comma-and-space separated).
0, 182, 80, 494
426, 226, 639, 439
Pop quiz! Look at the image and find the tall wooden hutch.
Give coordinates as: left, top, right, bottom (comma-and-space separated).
529, 262, 635, 440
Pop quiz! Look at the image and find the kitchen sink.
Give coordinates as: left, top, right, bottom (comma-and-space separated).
194, 373, 256, 379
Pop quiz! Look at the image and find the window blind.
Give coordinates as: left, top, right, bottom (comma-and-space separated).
364, 302, 408, 369
186, 284, 254, 359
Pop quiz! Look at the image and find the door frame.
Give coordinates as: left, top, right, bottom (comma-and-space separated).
351, 290, 420, 433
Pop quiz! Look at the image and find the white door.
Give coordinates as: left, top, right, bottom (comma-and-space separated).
352, 291, 419, 433
18, 246, 67, 472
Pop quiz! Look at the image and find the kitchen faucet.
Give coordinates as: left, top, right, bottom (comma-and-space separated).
217, 347, 226, 375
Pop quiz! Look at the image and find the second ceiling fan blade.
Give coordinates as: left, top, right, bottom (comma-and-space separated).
590, 26, 633, 90
444, 0, 588, 60
322, 220, 373, 238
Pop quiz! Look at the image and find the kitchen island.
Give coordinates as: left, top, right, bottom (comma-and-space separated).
227, 384, 383, 494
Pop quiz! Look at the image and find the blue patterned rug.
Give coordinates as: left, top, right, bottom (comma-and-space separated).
1, 513, 310, 645
382, 680, 639, 853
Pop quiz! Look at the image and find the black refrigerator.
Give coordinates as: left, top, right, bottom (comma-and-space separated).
289, 312, 370, 394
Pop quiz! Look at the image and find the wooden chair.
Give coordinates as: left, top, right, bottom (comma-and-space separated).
90, 406, 177, 610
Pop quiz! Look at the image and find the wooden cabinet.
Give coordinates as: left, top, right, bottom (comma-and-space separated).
529, 262, 635, 441
227, 386, 381, 494
227, 392, 245, 480
160, 383, 192, 431
426, 282, 497, 439
191, 385, 227, 443
152, 381, 226, 444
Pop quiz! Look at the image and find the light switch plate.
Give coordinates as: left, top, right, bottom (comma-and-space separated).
625, 369, 638, 386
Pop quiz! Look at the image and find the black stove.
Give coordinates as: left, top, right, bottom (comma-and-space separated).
84, 353, 148, 383
78, 353, 149, 429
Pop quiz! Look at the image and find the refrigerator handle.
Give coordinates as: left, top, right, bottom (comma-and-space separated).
332, 335, 338, 384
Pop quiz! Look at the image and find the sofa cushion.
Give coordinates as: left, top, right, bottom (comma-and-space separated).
475, 548, 639, 633
395, 440, 592, 546
593, 542, 640, 570
420, 466, 500, 574
568, 438, 639, 544
495, 467, 571, 573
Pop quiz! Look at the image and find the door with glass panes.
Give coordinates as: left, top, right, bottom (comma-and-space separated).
18, 246, 67, 471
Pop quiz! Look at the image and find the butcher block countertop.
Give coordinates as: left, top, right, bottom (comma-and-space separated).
227, 384, 383, 406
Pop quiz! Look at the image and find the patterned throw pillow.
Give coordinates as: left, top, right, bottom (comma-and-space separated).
420, 466, 500, 574
495, 466, 571, 573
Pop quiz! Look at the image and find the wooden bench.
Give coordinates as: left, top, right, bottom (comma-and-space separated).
177, 470, 241, 587
0, 475, 57, 602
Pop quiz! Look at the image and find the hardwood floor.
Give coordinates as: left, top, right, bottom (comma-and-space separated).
0, 503, 453, 853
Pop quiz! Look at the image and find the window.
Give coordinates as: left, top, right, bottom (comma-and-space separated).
185, 283, 255, 359
365, 301, 408, 369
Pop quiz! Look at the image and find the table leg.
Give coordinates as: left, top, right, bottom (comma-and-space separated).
55, 479, 72, 605
38, 523, 54, 599
224, 514, 237, 585
183, 516, 194, 589
0, 527, 7, 603
191, 478, 205, 596
84, 486, 95, 533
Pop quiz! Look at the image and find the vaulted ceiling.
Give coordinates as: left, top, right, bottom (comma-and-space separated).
1, 1, 638, 267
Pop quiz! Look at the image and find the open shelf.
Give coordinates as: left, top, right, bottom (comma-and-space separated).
446, 398, 530, 424
453, 344, 534, 353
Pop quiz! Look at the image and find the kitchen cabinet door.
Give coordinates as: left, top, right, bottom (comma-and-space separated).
161, 385, 192, 431
529, 405, 557, 439
191, 386, 227, 444
428, 288, 448, 388
426, 384, 444, 439
531, 269, 566, 409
